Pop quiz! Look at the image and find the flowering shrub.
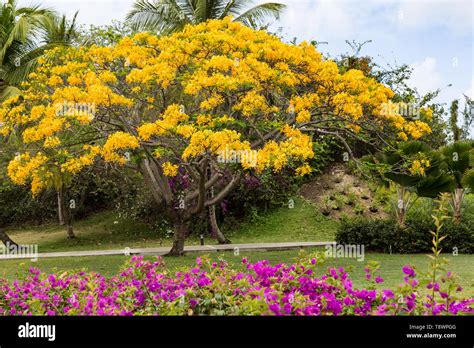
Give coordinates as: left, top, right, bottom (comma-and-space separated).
1, 255, 472, 316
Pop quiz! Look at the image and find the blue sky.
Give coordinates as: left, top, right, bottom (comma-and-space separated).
20, 0, 474, 110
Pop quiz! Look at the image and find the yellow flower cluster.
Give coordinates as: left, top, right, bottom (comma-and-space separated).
162, 162, 179, 177
6, 153, 50, 196
295, 163, 312, 176
182, 129, 252, 161
409, 159, 430, 176
379, 107, 432, 139
233, 90, 279, 117
138, 104, 189, 140
254, 125, 314, 173
7, 153, 48, 185
101, 132, 140, 164
44, 136, 61, 148
61, 145, 101, 174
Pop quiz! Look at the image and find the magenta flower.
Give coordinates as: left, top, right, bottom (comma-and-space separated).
0, 256, 471, 317
402, 265, 415, 277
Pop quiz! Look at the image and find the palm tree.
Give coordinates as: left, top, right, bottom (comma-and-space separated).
363, 141, 454, 227
126, 0, 286, 34
440, 140, 474, 223
0, 0, 55, 99
0, 1, 79, 101
41, 11, 79, 46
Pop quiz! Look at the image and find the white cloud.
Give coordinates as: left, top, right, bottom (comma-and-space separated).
275, 0, 374, 42
409, 57, 442, 95
464, 76, 474, 99
22, 0, 134, 26
393, 0, 473, 35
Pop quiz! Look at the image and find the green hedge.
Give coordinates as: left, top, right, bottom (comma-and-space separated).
336, 217, 474, 254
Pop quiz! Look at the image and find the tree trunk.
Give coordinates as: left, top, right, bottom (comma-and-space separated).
209, 204, 231, 244
65, 209, 75, 239
452, 188, 464, 223
57, 189, 65, 225
0, 228, 20, 248
166, 220, 187, 256
140, 159, 164, 206
395, 186, 411, 228
61, 185, 75, 239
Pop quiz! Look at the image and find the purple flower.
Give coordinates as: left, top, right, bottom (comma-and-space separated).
402, 265, 415, 277
382, 289, 394, 302
440, 292, 449, 299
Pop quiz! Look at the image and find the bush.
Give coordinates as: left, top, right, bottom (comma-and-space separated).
336, 217, 474, 253
225, 171, 299, 220
0, 179, 57, 226
0, 255, 471, 316
0, 167, 132, 227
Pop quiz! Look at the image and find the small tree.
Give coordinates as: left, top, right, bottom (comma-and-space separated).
0, 19, 432, 255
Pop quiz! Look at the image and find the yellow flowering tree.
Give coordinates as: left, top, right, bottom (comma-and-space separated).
0, 18, 432, 255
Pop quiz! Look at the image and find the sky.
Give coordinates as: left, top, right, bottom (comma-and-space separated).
18, 0, 474, 112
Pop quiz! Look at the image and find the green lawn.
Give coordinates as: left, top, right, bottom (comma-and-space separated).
1, 195, 472, 297
5, 197, 337, 252
1, 250, 472, 296
226, 199, 337, 243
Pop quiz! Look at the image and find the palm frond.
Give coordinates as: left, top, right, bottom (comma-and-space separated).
126, 0, 191, 33
0, 84, 20, 102
233, 2, 286, 28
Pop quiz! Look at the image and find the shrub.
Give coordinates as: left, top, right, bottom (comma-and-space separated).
336, 217, 474, 253
0, 255, 471, 316
225, 171, 299, 220
0, 181, 57, 226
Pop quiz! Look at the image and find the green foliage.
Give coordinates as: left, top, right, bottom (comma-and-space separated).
78, 20, 134, 47
336, 216, 473, 254
0, 0, 78, 100
226, 171, 299, 220
440, 140, 473, 188
363, 141, 455, 198
332, 192, 346, 209
354, 203, 364, 215
0, 177, 57, 226
346, 191, 358, 206
126, 0, 286, 33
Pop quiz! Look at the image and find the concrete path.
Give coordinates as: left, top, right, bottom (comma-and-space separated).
0, 241, 336, 260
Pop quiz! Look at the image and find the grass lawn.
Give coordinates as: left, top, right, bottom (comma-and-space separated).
1, 195, 472, 297
5, 197, 337, 252
226, 199, 337, 243
1, 250, 472, 296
